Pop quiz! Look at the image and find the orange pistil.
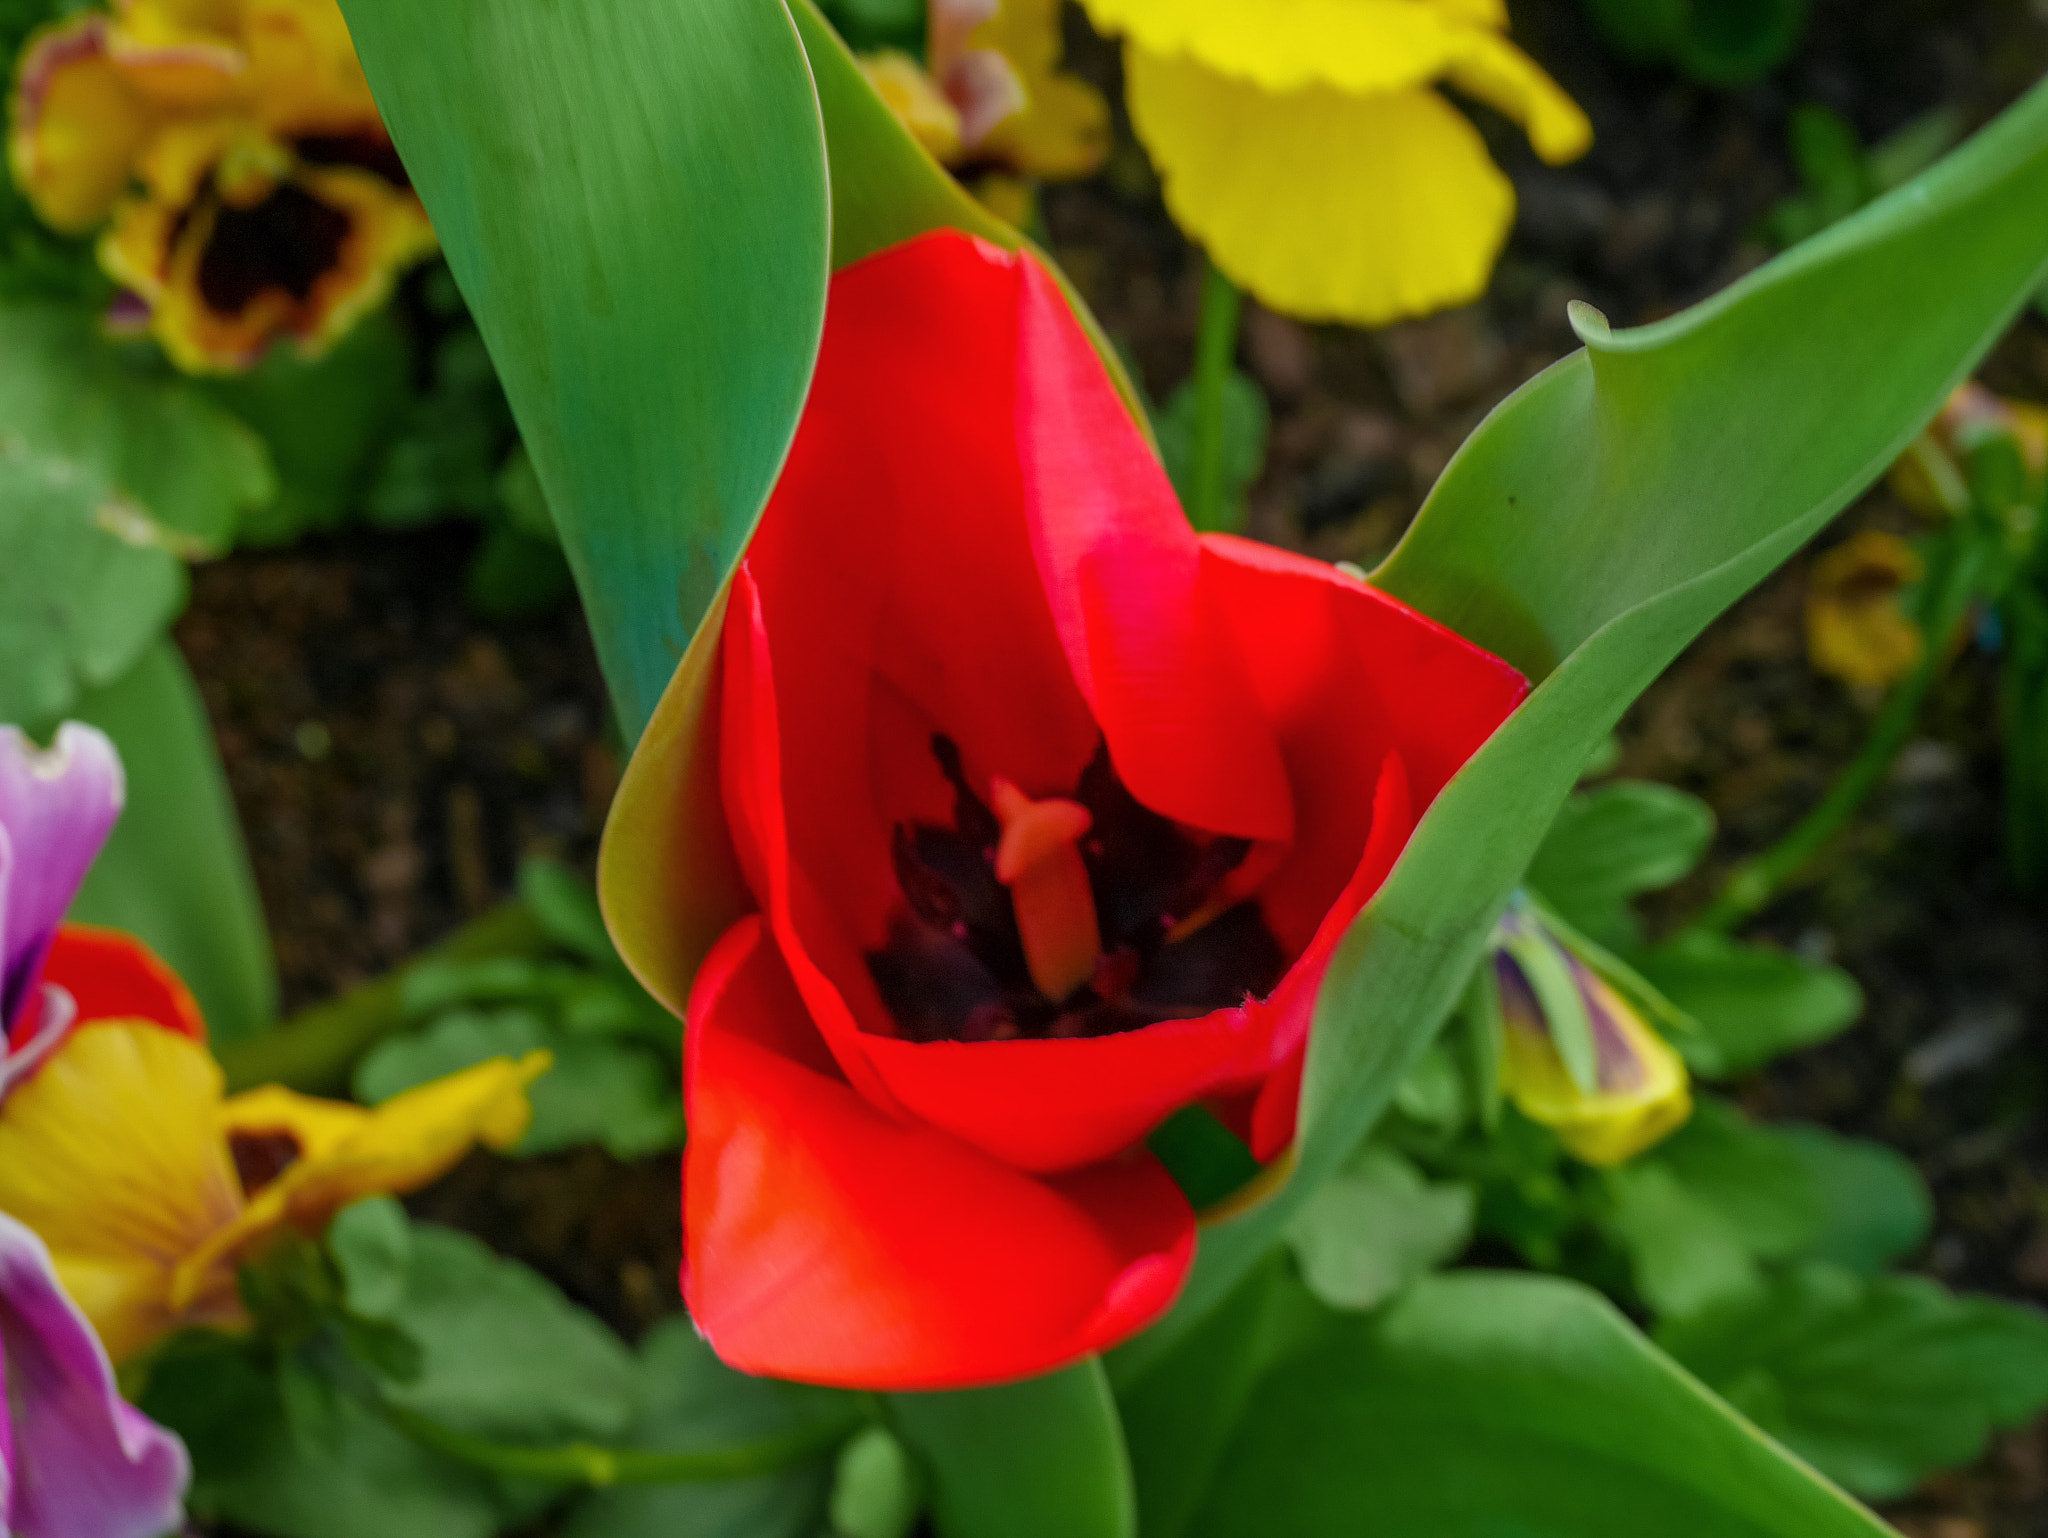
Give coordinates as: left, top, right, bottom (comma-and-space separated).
989, 776, 1102, 1003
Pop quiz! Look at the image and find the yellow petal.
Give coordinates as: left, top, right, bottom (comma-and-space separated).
7, 17, 155, 234
861, 50, 964, 164
0, 1021, 246, 1363
240, 1051, 545, 1234
1084, 0, 1497, 95
1805, 530, 1924, 692
241, 0, 382, 137
104, 0, 246, 112
979, 70, 1110, 181
1127, 49, 1512, 326
1442, 36, 1591, 165
1501, 977, 1692, 1168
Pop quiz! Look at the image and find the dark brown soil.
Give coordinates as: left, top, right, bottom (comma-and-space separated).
173, 1, 2048, 1531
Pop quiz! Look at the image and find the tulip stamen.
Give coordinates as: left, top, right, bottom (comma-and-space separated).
989, 777, 1103, 1003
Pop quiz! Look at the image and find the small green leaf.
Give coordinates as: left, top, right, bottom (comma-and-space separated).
1634, 930, 1861, 1077
560, 1317, 842, 1538
830, 1426, 923, 1538
0, 443, 184, 726
1775, 1125, 1931, 1275
1528, 781, 1715, 946
67, 639, 279, 1038
1645, 1097, 1824, 1262
382, 1223, 637, 1445
518, 857, 621, 968
329, 1196, 414, 1323
1660, 1265, 2048, 1500
1154, 369, 1270, 533
1600, 1161, 1764, 1320
0, 301, 274, 551
890, 1361, 1135, 1538
1190, 1271, 1892, 1538
1286, 1147, 1475, 1313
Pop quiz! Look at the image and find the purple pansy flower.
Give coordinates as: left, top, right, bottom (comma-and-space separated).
0, 724, 124, 1089
0, 1183, 189, 1537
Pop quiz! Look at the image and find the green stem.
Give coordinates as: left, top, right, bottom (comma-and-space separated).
215, 901, 551, 1095
382, 1399, 864, 1487
1695, 531, 1990, 934
1188, 255, 1243, 534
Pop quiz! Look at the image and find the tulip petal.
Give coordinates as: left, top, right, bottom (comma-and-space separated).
683, 916, 1194, 1389
1011, 246, 1294, 841
0, 1212, 190, 1538
0, 724, 125, 1027
1197, 535, 1529, 956
1126, 51, 1515, 327
34, 925, 207, 1044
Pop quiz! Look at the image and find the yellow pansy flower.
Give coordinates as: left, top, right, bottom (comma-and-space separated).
858, 0, 1110, 210
1492, 906, 1691, 1168
0, 1019, 544, 1365
6, 0, 434, 373
1805, 529, 1924, 692
1077, 0, 1592, 325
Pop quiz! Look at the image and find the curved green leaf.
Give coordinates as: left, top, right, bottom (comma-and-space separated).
1191, 1272, 1891, 1538
1130, 77, 2048, 1363
68, 639, 277, 1039
889, 1361, 1134, 1538
336, 0, 832, 738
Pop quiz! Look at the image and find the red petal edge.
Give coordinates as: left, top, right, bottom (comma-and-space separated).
682, 914, 1195, 1390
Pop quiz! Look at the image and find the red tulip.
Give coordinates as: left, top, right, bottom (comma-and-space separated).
601, 230, 1527, 1390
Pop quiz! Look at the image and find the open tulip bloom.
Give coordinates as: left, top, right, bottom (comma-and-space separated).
603, 230, 1529, 1390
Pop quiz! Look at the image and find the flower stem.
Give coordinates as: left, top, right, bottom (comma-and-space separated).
1188, 255, 1243, 534
1694, 529, 1991, 934
381, 1399, 865, 1487
214, 901, 552, 1095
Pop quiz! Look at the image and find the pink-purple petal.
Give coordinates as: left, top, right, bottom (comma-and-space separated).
0, 1213, 188, 1538
0, 725, 124, 1027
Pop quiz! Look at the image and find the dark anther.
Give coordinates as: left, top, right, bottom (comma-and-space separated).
228, 1128, 305, 1197
865, 737, 1286, 1044
293, 132, 410, 187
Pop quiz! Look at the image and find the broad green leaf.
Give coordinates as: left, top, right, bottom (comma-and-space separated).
1286, 1146, 1474, 1313
1192, 1271, 1889, 1538
1645, 1096, 1824, 1262
890, 1361, 1135, 1538
338, 0, 832, 739
0, 443, 183, 727
561, 1318, 841, 1538
382, 1223, 637, 1444
329, 1196, 414, 1322
144, 1332, 530, 1538
1660, 1264, 2048, 1500
1527, 781, 1715, 946
0, 301, 274, 551
67, 639, 278, 1038
1137, 78, 2048, 1362
1635, 929, 1862, 1077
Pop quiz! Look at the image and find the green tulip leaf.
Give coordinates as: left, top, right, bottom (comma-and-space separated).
1131, 77, 2048, 1365
889, 1361, 1135, 1538
1659, 1264, 2048, 1500
1190, 1271, 1892, 1538
67, 639, 278, 1039
336, 0, 832, 739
